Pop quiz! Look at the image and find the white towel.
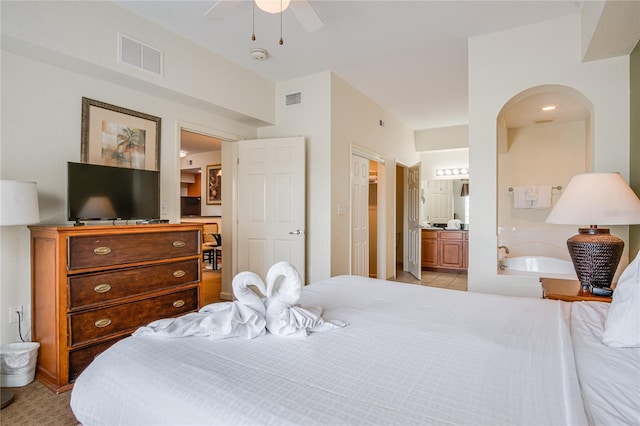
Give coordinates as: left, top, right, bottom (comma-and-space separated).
133, 271, 267, 340
265, 261, 347, 337
532, 186, 552, 209
513, 187, 530, 208
525, 186, 538, 201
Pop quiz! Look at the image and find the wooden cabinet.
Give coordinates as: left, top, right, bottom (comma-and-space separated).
421, 230, 438, 268
421, 229, 468, 273
29, 224, 203, 393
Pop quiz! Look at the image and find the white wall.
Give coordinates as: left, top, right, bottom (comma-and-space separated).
468, 15, 631, 297
415, 124, 468, 152
420, 149, 469, 181
0, 2, 268, 344
1, 1, 274, 126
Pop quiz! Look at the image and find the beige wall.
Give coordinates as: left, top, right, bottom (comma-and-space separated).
330, 74, 419, 279
631, 41, 640, 260
468, 14, 631, 297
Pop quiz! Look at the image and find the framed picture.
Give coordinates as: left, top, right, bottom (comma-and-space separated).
81, 97, 161, 171
206, 164, 222, 205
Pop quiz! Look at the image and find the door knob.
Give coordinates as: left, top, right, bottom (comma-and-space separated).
288, 229, 302, 235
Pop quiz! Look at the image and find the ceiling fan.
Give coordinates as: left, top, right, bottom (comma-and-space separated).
204, 0, 323, 33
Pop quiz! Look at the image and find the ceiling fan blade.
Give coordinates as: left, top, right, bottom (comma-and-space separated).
204, 0, 242, 20
290, 0, 323, 32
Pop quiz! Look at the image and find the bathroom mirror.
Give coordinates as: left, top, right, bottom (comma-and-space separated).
421, 179, 469, 226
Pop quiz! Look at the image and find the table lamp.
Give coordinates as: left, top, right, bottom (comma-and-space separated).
545, 173, 640, 291
0, 180, 40, 409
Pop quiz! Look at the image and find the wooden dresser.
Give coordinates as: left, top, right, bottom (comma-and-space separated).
29, 223, 203, 393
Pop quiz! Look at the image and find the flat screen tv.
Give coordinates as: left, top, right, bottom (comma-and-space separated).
67, 162, 160, 223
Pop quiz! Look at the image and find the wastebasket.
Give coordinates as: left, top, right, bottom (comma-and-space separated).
0, 342, 40, 387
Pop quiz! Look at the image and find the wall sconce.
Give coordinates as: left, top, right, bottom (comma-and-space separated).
436, 168, 468, 177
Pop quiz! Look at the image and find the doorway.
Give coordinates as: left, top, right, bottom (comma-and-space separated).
351, 149, 386, 279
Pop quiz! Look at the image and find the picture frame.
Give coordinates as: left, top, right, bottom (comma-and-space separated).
81, 97, 161, 171
206, 164, 222, 205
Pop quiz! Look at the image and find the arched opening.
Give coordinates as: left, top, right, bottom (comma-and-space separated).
496, 85, 594, 265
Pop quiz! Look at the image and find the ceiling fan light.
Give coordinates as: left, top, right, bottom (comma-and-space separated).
255, 0, 290, 14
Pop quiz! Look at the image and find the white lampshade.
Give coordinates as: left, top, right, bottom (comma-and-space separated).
255, 0, 290, 14
546, 173, 640, 226
0, 180, 40, 226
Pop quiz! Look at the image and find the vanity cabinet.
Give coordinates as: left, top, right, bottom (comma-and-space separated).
29, 224, 203, 393
421, 229, 468, 273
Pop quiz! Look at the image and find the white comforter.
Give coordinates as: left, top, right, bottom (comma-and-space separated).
72, 275, 591, 425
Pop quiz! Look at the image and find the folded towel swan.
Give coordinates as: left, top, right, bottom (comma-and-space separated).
133, 262, 346, 339
265, 261, 347, 337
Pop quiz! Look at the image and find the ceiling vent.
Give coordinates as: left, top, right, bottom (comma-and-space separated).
118, 33, 163, 77
534, 117, 555, 124
285, 92, 302, 107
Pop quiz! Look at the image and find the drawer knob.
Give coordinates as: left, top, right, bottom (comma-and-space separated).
172, 300, 186, 308
172, 270, 186, 278
172, 241, 186, 248
93, 246, 111, 255
93, 284, 112, 294
94, 318, 112, 328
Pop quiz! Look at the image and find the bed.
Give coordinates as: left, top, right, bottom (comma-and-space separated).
70, 274, 640, 425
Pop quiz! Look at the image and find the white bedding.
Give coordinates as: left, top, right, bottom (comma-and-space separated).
71, 275, 625, 425
570, 302, 640, 425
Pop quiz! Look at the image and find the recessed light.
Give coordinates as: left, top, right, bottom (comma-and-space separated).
542, 105, 556, 111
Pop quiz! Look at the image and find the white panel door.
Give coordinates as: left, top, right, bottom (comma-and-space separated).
351, 155, 369, 276
237, 137, 306, 281
408, 163, 421, 280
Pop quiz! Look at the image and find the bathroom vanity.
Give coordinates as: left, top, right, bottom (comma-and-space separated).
421, 229, 468, 273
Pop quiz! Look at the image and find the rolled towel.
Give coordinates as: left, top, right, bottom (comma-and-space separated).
133, 272, 267, 340
265, 261, 347, 337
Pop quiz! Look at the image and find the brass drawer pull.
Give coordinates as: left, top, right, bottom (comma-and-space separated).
93, 246, 111, 255
172, 241, 186, 248
93, 284, 112, 294
172, 270, 186, 278
172, 300, 185, 308
94, 318, 112, 328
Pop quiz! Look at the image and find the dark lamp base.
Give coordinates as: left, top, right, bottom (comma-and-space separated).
567, 227, 623, 289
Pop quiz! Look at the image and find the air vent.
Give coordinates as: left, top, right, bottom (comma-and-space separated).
285, 92, 302, 107
118, 33, 163, 77
534, 118, 555, 124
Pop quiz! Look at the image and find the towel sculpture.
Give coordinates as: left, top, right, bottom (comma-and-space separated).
133, 261, 346, 339
265, 261, 346, 337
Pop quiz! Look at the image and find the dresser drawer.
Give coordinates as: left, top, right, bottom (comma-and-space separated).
67, 230, 200, 270
68, 259, 200, 311
68, 287, 198, 346
68, 337, 123, 382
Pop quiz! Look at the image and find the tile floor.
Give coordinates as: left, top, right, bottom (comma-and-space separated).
394, 267, 468, 291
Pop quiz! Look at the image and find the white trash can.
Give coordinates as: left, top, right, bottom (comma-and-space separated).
0, 342, 40, 387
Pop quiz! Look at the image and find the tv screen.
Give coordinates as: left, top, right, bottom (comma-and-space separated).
68, 162, 160, 222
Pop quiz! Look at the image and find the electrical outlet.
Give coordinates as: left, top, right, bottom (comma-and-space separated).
8, 305, 23, 323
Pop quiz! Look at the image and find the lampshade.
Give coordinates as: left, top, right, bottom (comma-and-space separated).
546, 173, 640, 226
546, 173, 640, 290
0, 180, 40, 226
255, 0, 290, 14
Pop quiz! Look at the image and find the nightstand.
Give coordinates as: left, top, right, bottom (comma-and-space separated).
540, 278, 614, 303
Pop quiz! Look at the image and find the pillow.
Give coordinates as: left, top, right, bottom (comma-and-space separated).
602, 253, 640, 347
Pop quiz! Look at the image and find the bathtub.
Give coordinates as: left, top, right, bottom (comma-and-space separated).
499, 256, 577, 278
